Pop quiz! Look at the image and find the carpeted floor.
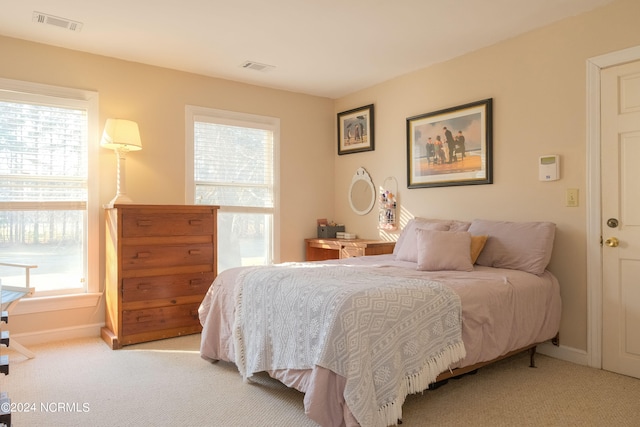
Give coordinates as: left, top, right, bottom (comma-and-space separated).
2, 334, 639, 426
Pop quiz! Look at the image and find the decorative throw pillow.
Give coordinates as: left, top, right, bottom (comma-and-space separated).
395, 220, 450, 262
416, 229, 473, 272
468, 219, 556, 275
470, 235, 488, 264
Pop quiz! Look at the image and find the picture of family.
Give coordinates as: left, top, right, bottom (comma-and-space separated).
407, 99, 492, 188
416, 122, 479, 170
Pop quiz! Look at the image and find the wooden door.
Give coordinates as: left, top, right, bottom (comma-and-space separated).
601, 59, 640, 379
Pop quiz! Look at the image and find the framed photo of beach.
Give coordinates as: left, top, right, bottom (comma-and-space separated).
406, 98, 493, 188
337, 104, 374, 155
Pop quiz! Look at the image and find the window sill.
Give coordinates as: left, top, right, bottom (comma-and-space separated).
12, 292, 102, 315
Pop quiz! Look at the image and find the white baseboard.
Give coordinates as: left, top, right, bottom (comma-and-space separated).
537, 341, 591, 367
11, 323, 104, 346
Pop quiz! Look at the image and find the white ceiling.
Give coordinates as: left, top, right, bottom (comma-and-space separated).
0, 0, 613, 99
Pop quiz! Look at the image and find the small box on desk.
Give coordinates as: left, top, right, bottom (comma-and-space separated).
317, 225, 345, 238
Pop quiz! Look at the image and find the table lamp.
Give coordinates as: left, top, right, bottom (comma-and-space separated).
100, 119, 142, 207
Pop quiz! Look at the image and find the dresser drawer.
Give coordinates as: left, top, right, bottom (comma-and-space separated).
122, 272, 216, 302
122, 212, 214, 238
121, 243, 213, 270
103, 204, 219, 349
122, 303, 200, 336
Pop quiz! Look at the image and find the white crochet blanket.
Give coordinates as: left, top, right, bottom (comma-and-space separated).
233, 264, 465, 427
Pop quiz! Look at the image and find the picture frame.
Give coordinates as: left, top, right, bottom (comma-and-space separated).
337, 104, 374, 155
406, 98, 493, 188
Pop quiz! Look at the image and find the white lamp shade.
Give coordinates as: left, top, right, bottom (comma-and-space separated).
100, 119, 142, 151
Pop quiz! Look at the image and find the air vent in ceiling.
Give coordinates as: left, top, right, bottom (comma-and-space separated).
32, 11, 83, 32
240, 61, 275, 72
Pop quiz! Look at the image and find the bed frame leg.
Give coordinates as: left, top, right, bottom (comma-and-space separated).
528, 346, 537, 368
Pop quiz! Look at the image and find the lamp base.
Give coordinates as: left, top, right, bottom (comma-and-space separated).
104, 193, 134, 208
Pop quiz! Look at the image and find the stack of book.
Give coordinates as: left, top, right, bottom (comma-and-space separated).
336, 231, 357, 240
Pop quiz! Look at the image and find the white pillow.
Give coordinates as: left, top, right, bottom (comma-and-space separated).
416, 229, 473, 271
395, 220, 449, 262
468, 219, 556, 275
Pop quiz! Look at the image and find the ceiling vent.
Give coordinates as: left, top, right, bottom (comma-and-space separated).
32, 11, 83, 32
240, 61, 275, 72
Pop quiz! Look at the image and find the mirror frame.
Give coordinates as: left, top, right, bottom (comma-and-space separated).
349, 167, 375, 215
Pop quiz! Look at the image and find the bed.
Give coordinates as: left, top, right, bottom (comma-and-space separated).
199, 218, 562, 427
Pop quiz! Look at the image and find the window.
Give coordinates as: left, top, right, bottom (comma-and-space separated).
186, 106, 279, 273
0, 78, 99, 297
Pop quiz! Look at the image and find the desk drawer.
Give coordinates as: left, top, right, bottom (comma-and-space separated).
340, 246, 365, 258
122, 303, 200, 336
122, 272, 215, 302
122, 212, 213, 237
121, 243, 213, 270
307, 240, 341, 251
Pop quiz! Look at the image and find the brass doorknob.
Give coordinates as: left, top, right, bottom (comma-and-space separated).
605, 237, 619, 247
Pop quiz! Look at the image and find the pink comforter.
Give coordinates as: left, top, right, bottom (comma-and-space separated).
199, 255, 561, 426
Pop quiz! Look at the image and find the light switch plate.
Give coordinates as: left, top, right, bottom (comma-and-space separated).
566, 189, 579, 207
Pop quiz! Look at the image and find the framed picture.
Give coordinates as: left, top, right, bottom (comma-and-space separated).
337, 104, 374, 155
406, 98, 493, 188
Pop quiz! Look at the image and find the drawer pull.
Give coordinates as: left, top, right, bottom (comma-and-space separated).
137, 283, 152, 291
137, 315, 153, 323
189, 278, 203, 286
188, 249, 201, 255
189, 219, 203, 226
136, 252, 151, 258
137, 220, 153, 227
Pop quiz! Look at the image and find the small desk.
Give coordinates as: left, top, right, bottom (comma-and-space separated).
305, 238, 395, 261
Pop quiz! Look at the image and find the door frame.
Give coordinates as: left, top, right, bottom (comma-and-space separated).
586, 45, 640, 369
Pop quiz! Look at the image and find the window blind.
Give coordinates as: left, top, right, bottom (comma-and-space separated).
0, 101, 87, 203
194, 121, 273, 208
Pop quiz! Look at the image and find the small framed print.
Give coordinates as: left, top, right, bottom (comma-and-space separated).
407, 98, 493, 188
337, 104, 374, 155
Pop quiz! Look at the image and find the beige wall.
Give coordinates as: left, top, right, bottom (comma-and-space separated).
0, 36, 335, 337
334, 0, 640, 352
3, 0, 640, 355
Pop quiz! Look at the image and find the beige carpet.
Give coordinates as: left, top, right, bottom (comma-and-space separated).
2, 335, 639, 426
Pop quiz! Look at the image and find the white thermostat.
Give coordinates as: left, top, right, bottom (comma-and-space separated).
539, 155, 559, 181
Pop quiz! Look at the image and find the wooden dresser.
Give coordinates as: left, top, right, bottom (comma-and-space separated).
102, 204, 218, 349
305, 238, 395, 261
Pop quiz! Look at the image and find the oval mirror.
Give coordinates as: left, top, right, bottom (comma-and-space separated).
349, 167, 375, 215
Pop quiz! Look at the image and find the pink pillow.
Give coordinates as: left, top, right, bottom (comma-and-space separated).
468, 219, 556, 274
395, 220, 449, 262
416, 229, 473, 272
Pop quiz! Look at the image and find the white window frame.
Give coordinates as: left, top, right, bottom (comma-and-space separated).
185, 105, 280, 264
0, 78, 101, 314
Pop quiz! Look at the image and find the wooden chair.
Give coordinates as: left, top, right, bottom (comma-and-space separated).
1, 262, 37, 359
